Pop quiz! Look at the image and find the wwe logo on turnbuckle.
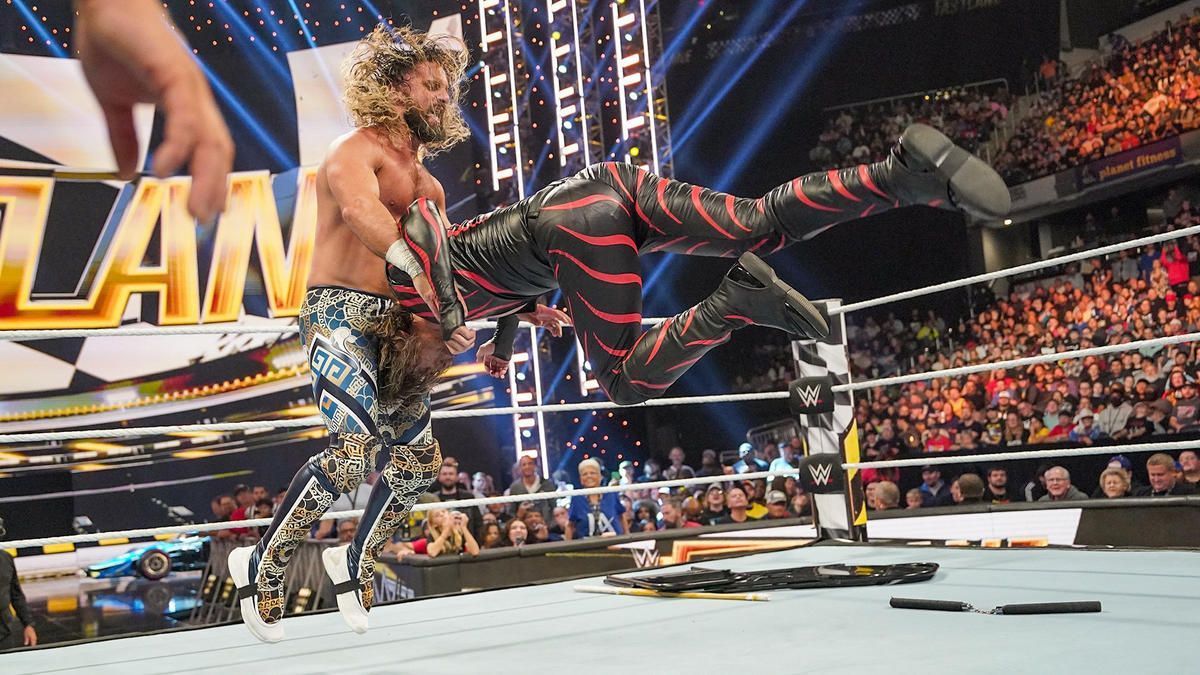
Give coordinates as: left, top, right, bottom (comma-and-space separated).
807, 462, 834, 486
794, 385, 824, 408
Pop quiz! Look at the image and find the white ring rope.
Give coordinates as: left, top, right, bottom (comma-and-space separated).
10, 434, 1200, 549
1, 468, 793, 549
847, 438, 1200, 471
3, 331, 1197, 444
832, 223, 1200, 315
0, 224, 1194, 343
835, 330, 1200, 393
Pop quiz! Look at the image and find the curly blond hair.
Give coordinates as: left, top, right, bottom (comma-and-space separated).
367, 303, 451, 405
342, 24, 469, 157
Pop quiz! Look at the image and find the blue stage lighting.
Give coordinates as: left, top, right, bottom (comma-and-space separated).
13, 0, 66, 58
713, 1, 867, 190
211, 2, 291, 86
198, 62, 295, 169
667, 1, 780, 150
671, 1, 811, 154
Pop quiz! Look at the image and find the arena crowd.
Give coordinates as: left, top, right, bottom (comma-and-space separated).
994, 9, 1200, 183
808, 9, 1200, 185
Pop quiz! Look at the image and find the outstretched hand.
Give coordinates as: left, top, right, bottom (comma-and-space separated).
75, 0, 233, 222
475, 341, 510, 378
518, 304, 572, 337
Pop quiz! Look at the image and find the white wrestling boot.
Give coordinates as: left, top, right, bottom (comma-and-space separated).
228, 545, 285, 643
322, 544, 369, 634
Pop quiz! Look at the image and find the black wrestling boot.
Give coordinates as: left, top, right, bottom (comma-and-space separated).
880, 123, 1011, 220
723, 253, 830, 339
761, 124, 1011, 242
608, 253, 827, 405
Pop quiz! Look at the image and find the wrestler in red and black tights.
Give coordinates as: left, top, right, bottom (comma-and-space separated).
389, 124, 1009, 404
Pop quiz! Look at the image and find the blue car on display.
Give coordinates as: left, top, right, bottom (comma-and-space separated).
85, 537, 211, 580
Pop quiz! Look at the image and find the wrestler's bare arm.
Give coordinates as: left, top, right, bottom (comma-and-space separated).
324, 133, 405, 258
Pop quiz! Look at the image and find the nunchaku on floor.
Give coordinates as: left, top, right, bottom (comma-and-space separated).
576, 560, 1101, 614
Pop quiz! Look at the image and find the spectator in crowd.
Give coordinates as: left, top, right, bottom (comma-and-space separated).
210, 494, 235, 523
697, 484, 728, 525
1026, 417, 1051, 444
1136, 453, 1198, 496
663, 446, 696, 480
742, 479, 769, 518
630, 500, 660, 533
660, 498, 701, 529
713, 486, 758, 525
504, 518, 528, 547
253, 499, 273, 520
548, 506, 571, 539
1070, 410, 1103, 444
1024, 464, 1051, 502
251, 485, 269, 503
471, 472, 495, 502
1097, 384, 1134, 436
904, 488, 923, 510
227, 484, 257, 537
506, 455, 557, 523
695, 449, 725, 477
951, 474, 986, 505
524, 510, 558, 543
480, 522, 504, 549
926, 424, 954, 452
336, 518, 359, 544
918, 466, 954, 507
484, 492, 513, 529
567, 459, 624, 539
1039, 466, 1089, 501
1097, 468, 1132, 499
607, 461, 633, 487
769, 438, 801, 474
1180, 450, 1200, 485
984, 467, 1022, 503
1172, 381, 1200, 430
874, 481, 900, 511
414, 510, 480, 557
790, 491, 812, 518
763, 490, 793, 519
639, 459, 665, 484
430, 461, 483, 538
732, 442, 769, 474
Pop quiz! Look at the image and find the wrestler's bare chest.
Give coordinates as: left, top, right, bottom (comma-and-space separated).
376, 152, 442, 219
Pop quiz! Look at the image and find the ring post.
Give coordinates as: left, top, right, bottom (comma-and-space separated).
790, 299, 867, 541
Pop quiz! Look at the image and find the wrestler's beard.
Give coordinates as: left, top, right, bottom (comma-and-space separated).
403, 102, 449, 144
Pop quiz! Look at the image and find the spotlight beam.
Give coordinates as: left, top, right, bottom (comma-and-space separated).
713, 1, 866, 191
